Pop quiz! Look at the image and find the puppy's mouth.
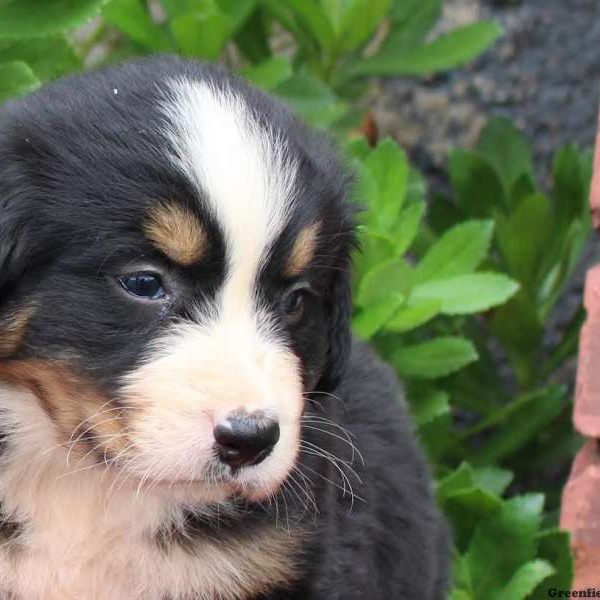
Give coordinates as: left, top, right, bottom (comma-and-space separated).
95, 434, 299, 503
124, 463, 290, 503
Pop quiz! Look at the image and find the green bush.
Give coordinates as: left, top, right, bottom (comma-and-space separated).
0, 0, 501, 127
0, 1, 589, 598
348, 126, 589, 597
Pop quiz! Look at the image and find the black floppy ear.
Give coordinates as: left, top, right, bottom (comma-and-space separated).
0, 187, 29, 293
0, 214, 20, 294
318, 262, 353, 392
0, 128, 30, 295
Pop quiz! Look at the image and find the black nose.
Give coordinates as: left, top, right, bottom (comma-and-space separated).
214, 412, 280, 469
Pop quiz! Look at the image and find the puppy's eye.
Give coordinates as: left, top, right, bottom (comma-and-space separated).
119, 272, 166, 300
281, 286, 307, 325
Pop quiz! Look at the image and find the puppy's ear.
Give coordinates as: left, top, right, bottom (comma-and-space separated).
0, 206, 25, 293
318, 262, 353, 392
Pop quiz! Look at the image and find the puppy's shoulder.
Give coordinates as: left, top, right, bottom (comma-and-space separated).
336, 339, 411, 429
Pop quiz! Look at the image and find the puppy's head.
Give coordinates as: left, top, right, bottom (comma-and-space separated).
0, 57, 354, 502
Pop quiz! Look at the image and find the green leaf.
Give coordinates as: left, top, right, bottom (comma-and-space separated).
353, 231, 396, 282
160, 0, 195, 18
412, 389, 449, 427
466, 494, 545, 597
162, 0, 255, 30
345, 137, 371, 162
473, 467, 513, 497
0, 0, 107, 38
0, 60, 39, 103
449, 150, 507, 217
217, 0, 257, 32
390, 199, 425, 255
234, 8, 271, 62
474, 386, 565, 465
0, 36, 80, 81
544, 305, 585, 378
445, 487, 503, 551
241, 56, 292, 90
496, 560, 555, 600
450, 591, 472, 600
352, 294, 404, 339
344, 21, 502, 78
428, 191, 464, 234
286, 0, 335, 51
103, 0, 173, 50
393, 336, 478, 379
385, 298, 440, 332
495, 193, 552, 287
552, 144, 588, 228
360, 138, 409, 231
274, 70, 346, 126
538, 219, 588, 318
385, 0, 441, 49
415, 220, 494, 283
322, 0, 390, 53
530, 530, 573, 598
356, 259, 413, 307
409, 390, 452, 462
437, 462, 477, 500
489, 292, 543, 387
261, 0, 318, 56
411, 272, 519, 315
171, 8, 232, 59
436, 464, 504, 550
476, 117, 535, 196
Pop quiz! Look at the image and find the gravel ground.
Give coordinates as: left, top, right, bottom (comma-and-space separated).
372, 0, 600, 179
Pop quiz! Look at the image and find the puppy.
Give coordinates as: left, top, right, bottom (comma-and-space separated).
0, 56, 449, 599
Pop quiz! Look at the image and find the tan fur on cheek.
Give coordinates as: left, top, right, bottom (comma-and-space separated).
144, 202, 207, 266
0, 360, 129, 459
0, 304, 35, 358
285, 221, 320, 276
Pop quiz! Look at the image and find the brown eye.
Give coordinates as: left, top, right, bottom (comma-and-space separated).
281, 287, 306, 325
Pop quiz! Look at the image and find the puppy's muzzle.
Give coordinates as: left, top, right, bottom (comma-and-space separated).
214, 411, 280, 469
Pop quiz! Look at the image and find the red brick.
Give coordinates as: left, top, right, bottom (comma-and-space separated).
574, 266, 600, 437
561, 441, 600, 588
590, 110, 600, 229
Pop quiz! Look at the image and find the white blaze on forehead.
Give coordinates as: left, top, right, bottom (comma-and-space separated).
160, 78, 298, 320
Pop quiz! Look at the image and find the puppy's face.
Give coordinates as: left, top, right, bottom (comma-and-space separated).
0, 60, 353, 502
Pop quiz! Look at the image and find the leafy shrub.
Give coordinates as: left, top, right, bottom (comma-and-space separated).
347, 121, 590, 597
0, 0, 501, 127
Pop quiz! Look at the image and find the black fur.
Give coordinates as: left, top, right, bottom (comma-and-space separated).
0, 56, 449, 598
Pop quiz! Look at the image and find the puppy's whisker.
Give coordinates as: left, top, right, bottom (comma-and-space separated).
297, 460, 364, 509
66, 401, 121, 445
300, 424, 364, 466
299, 439, 364, 511
286, 469, 317, 517
303, 390, 347, 407
59, 431, 131, 480
65, 414, 125, 467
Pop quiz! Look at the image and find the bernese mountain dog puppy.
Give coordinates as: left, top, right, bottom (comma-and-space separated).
0, 56, 449, 599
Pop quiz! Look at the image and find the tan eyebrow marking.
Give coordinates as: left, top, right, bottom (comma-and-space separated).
285, 222, 321, 277
0, 304, 35, 358
144, 202, 207, 266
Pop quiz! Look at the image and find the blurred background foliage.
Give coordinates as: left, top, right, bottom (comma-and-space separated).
0, 1, 593, 597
